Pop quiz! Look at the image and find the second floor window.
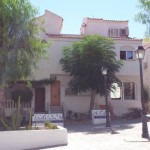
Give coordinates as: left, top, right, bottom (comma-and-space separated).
108, 29, 119, 37
120, 51, 134, 60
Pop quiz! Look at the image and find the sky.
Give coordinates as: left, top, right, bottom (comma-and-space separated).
30, 0, 146, 39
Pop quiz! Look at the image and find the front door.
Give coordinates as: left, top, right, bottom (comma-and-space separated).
35, 87, 45, 112
51, 81, 60, 106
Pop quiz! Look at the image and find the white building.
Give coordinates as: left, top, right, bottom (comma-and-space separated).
143, 42, 150, 112
28, 10, 143, 117
0, 9, 140, 119
143, 43, 150, 89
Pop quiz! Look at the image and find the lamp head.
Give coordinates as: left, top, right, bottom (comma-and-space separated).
135, 46, 145, 60
101, 67, 108, 75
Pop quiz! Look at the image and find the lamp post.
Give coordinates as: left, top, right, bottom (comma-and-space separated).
101, 67, 111, 127
135, 46, 149, 139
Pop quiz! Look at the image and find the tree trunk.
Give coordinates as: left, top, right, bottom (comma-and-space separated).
89, 90, 96, 113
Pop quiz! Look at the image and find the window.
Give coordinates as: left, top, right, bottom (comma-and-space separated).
111, 83, 122, 100
78, 90, 91, 96
124, 82, 135, 100
65, 88, 91, 96
108, 29, 119, 37
120, 51, 134, 60
111, 82, 136, 100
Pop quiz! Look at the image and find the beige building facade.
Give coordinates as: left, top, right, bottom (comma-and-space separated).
1, 10, 144, 116
30, 10, 143, 116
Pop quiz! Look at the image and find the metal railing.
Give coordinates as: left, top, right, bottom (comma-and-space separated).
0, 100, 31, 117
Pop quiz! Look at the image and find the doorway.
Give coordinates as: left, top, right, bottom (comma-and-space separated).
35, 87, 45, 112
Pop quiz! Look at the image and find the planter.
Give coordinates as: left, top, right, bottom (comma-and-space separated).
0, 126, 68, 150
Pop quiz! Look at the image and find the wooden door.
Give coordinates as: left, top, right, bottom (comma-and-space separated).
35, 87, 45, 112
51, 81, 60, 106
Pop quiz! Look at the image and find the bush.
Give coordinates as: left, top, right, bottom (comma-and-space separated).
44, 122, 58, 129
122, 107, 141, 119
11, 89, 33, 103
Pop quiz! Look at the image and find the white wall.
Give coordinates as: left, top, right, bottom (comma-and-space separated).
110, 76, 141, 116
81, 18, 128, 36
143, 44, 150, 113
31, 11, 143, 116
144, 45, 150, 89
36, 10, 63, 37
30, 37, 142, 116
31, 38, 80, 80
32, 38, 142, 79
115, 40, 142, 76
45, 85, 51, 112
48, 74, 141, 116
57, 75, 91, 114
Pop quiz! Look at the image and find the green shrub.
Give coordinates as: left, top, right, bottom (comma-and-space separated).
44, 122, 58, 129
11, 89, 33, 103
52, 125, 58, 129
122, 107, 141, 119
0, 97, 33, 131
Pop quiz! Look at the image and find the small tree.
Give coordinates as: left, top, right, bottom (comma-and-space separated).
60, 35, 123, 111
135, 0, 150, 38
0, 0, 48, 83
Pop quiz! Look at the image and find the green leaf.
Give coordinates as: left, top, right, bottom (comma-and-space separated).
60, 35, 123, 95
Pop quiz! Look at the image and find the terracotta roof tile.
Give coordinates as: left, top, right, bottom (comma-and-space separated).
47, 34, 142, 41
112, 37, 142, 41
87, 17, 128, 22
46, 34, 82, 39
143, 42, 150, 50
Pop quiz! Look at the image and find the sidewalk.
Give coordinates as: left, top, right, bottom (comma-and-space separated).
42, 119, 150, 150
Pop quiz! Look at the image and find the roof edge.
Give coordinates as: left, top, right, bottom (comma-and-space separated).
46, 34, 142, 41
87, 17, 128, 22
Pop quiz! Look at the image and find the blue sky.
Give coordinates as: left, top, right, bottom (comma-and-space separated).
30, 0, 146, 39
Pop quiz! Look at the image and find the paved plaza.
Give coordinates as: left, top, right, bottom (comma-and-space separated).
42, 119, 150, 150
0, 119, 150, 150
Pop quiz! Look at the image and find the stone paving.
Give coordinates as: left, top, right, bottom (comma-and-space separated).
41, 119, 150, 150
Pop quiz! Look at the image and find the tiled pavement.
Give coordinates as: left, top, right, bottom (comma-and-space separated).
42, 119, 150, 150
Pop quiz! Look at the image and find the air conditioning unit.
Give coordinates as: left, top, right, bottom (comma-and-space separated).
120, 28, 129, 36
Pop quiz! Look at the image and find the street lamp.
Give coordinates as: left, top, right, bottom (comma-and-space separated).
101, 67, 111, 127
135, 46, 149, 139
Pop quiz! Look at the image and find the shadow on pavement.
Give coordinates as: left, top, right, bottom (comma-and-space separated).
65, 118, 142, 134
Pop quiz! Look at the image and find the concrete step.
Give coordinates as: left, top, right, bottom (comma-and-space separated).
50, 106, 63, 114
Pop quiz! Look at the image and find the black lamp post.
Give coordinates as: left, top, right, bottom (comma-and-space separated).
135, 46, 149, 139
101, 67, 111, 127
